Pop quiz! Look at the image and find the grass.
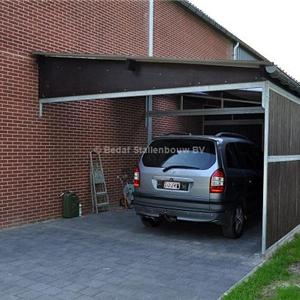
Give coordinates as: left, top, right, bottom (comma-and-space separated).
223, 234, 300, 300
269, 286, 300, 300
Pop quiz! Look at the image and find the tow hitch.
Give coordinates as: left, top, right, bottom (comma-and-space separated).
162, 214, 177, 223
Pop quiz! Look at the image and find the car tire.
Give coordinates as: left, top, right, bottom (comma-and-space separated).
222, 205, 245, 238
140, 216, 161, 227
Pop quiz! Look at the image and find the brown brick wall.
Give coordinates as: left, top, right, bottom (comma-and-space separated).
0, 0, 233, 228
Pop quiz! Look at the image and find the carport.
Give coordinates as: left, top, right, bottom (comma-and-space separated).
35, 53, 300, 254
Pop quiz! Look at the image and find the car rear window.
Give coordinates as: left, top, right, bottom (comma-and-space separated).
142, 139, 216, 170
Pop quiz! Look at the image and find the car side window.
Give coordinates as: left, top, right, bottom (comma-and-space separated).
225, 143, 240, 169
235, 142, 261, 170
249, 144, 263, 170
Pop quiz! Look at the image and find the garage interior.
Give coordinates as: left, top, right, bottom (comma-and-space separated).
153, 89, 264, 148
36, 53, 300, 255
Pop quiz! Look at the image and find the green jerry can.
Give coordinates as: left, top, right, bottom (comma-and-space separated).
62, 191, 79, 218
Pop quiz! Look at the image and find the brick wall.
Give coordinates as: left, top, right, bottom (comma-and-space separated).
0, 0, 233, 228
153, 96, 203, 137
154, 1, 232, 59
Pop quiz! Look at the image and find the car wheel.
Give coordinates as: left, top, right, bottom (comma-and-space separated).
222, 205, 245, 238
140, 216, 161, 227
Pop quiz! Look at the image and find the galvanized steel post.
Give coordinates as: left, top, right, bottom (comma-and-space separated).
146, 0, 154, 144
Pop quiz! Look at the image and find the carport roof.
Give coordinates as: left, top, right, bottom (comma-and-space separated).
34, 53, 300, 100
34, 52, 269, 67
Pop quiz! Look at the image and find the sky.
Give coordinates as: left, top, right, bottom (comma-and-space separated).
189, 0, 300, 81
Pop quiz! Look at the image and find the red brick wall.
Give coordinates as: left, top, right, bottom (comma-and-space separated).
153, 95, 205, 139
1, 0, 148, 56
0, 51, 148, 227
0, 0, 233, 228
154, 1, 232, 59
153, 96, 181, 137
0, 0, 148, 228
153, 96, 203, 137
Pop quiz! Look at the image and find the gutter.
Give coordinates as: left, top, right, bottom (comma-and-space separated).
266, 65, 300, 94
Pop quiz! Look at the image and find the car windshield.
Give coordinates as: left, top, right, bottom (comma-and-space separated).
142, 139, 216, 170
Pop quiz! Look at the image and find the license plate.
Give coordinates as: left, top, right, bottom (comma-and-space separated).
163, 181, 181, 190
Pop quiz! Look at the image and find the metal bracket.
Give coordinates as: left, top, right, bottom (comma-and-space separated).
39, 101, 43, 117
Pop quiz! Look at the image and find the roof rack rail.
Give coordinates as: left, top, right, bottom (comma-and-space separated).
215, 132, 250, 140
161, 132, 192, 136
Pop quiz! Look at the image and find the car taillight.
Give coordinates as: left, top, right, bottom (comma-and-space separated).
210, 169, 225, 193
133, 167, 140, 188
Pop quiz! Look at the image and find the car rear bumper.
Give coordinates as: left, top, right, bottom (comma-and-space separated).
134, 194, 227, 224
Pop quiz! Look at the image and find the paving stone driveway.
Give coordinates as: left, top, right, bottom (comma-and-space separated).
0, 210, 262, 300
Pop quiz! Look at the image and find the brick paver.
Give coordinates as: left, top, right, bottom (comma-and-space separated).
0, 210, 262, 299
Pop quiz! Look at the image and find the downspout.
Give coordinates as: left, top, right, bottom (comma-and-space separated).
146, 0, 154, 144
233, 42, 240, 60
148, 0, 154, 57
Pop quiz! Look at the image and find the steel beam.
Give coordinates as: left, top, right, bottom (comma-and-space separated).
204, 119, 263, 126
268, 155, 300, 163
40, 82, 266, 105
146, 96, 153, 144
151, 106, 264, 118
262, 81, 270, 255
184, 94, 261, 105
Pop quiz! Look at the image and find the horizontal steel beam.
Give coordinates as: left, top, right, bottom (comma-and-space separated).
38, 82, 265, 117
40, 82, 265, 104
151, 106, 264, 117
204, 119, 264, 126
184, 94, 261, 105
268, 155, 300, 163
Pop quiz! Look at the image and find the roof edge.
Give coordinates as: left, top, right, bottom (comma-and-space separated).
33, 52, 270, 68
266, 66, 300, 94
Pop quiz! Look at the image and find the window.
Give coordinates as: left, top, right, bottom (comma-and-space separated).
235, 143, 263, 170
142, 139, 216, 170
248, 144, 263, 170
226, 143, 240, 169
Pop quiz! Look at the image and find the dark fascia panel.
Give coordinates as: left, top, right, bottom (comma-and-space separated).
35, 54, 268, 99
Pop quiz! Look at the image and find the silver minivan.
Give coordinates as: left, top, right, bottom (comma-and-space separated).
134, 133, 263, 238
